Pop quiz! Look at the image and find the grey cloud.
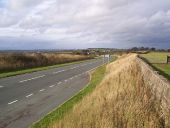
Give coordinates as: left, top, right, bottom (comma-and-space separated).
8, 0, 45, 10
0, 0, 170, 49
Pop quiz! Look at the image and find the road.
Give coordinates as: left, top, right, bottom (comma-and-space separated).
0, 58, 108, 128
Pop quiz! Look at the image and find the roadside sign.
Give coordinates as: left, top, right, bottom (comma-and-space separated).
105, 54, 110, 58
103, 54, 110, 64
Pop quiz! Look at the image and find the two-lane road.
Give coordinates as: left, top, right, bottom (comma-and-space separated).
0, 58, 108, 128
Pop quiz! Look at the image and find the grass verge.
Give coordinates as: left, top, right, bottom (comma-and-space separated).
0, 59, 95, 79
31, 64, 106, 128
110, 55, 118, 62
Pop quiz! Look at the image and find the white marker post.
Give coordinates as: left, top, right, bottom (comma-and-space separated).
103, 54, 105, 64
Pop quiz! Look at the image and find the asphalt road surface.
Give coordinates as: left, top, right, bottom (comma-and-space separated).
0, 57, 108, 128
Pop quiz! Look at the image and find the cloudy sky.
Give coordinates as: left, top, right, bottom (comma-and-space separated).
0, 0, 170, 49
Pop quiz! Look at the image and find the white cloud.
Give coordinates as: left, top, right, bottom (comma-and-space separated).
0, 0, 170, 49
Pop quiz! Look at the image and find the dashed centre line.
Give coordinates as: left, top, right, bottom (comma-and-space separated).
53, 70, 65, 74
19, 75, 46, 83
39, 89, 45, 92
49, 85, 55, 88
7, 61, 100, 105
8, 100, 18, 105
26, 93, 33, 98
58, 82, 62, 84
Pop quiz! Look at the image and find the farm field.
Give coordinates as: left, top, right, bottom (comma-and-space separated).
140, 52, 170, 80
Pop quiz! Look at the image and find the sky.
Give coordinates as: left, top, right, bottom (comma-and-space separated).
0, 0, 170, 50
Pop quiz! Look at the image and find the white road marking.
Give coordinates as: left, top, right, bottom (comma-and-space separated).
70, 67, 76, 69
81, 64, 87, 66
49, 85, 55, 88
0, 85, 4, 88
53, 71, 61, 74
58, 82, 62, 84
8, 100, 18, 105
39, 89, 45, 92
53, 70, 65, 74
19, 75, 46, 83
65, 79, 68, 82
26, 93, 33, 98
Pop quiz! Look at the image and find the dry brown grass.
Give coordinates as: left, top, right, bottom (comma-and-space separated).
52, 54, 170, 128
0, 53, 92, 72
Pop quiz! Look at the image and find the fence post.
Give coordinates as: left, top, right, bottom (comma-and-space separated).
167, 56, 170, 64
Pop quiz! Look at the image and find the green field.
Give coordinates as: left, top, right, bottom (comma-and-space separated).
140, 52, 170, 80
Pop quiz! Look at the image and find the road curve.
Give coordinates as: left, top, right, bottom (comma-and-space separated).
0, 58, 108, 128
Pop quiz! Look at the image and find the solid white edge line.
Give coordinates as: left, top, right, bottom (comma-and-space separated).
8, 100, 18, 105
26, 93, 33, 98
0, 85, 4, 88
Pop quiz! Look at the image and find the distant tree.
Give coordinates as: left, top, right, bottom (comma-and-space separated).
131, 47, 138, 51
159, 49, 166, 52
150, 47, 156, 51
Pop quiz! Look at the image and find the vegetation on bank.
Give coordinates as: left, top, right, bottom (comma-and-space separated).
51, 54, 170, 128
140, 52, 170, 80
0, 53, 93, 72
0, 53, 94, 78
31, 64, 107, 128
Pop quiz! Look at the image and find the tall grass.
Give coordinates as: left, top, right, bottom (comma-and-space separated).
0, 53, 93, 72
52, 54, 170, 128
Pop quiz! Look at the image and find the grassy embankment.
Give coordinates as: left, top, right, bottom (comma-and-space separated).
31, 55, 117, 128
140, 52, 170, 80
0, 53, 94, 78
31, 63, 107, 128
51, 54, 170, 128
